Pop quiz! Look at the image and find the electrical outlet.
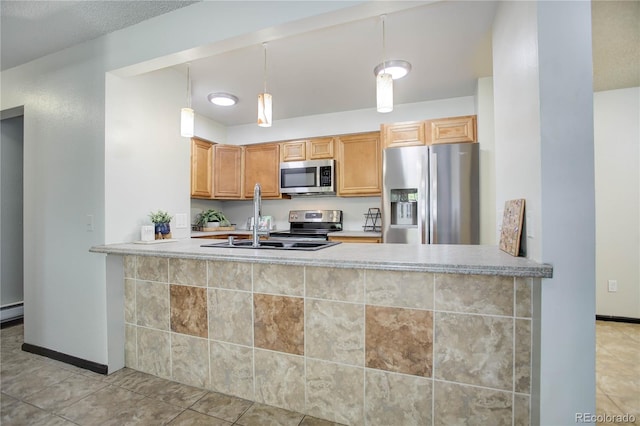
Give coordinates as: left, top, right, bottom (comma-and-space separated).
526, 212, 534, 238
607, 280, 618, 293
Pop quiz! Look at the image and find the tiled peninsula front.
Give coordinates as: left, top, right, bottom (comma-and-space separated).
92, 242, 551, 426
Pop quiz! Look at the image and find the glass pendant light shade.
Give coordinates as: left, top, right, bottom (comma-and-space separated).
257, 93, 272, 127
376, 72, 393, 113
257, 43, 273, 127
181, 63, 194, 137
180, 107, 194, 137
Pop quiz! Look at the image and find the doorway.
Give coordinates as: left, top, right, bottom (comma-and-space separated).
1, 108, 24, 324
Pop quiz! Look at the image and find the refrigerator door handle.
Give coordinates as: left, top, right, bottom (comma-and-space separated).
430, 152, 438, 244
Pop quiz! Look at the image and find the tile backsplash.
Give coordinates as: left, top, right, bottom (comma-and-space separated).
191, 196, 381, 231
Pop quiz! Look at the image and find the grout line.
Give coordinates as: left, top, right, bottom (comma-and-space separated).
432, 272, 436, 426
302, 266, 309, 415
512, 276, 516, 426
363, 269, 367, 425
206, 260, 212, 392
251, 262, 256, 403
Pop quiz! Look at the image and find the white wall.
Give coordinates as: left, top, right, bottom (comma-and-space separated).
0, 40, 110, 362
227, 96, 475, 145
594, 87, 640, 319
493, 2, 596, 425
492, 1, 542, 259
195, 113, 227, 144
537, 2, 596, 422
476, 77, 496, 244
105, 69, 191, 244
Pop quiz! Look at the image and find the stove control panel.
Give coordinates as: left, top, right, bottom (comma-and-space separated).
288, 210, 342, 223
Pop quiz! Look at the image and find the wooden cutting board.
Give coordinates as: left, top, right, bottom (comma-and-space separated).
499, 199, 525, 257
202, 225, 236, 232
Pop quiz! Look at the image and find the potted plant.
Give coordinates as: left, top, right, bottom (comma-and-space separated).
149, 210, 173, 239
196, 209, 229, 228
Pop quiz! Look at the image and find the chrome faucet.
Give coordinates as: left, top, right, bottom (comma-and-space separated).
252, 183, 262, 247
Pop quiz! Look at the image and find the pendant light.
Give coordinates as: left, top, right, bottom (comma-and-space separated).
181, 63, 194, 137
257, 42, 272, 127
376, 15, 393, 113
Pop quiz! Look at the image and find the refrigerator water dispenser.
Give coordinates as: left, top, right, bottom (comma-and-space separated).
390, 189, 418, 226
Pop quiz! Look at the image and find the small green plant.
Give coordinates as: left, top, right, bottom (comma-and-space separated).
196, 209, 229, 226
149, 210, 173, 224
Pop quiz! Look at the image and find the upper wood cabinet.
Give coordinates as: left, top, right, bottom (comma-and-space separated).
213, 144, 243, 199
336, 132, 381, 197
425, 115, 477, 144
190, 138, 214, 199
281, 137, 335, 162
381, 121, 425, 148
243, 143, 281, 199
308, 137, 334, 160
328, 235, 381, 243
281, 140, 306, 162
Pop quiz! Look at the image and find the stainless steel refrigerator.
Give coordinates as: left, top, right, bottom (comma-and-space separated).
382, 143, 479, 244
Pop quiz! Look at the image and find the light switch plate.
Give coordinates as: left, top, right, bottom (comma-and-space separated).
175, 213, 188, 229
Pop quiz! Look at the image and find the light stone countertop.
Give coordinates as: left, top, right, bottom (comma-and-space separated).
90, 239, 552, 278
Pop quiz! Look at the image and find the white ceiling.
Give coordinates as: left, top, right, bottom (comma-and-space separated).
1, 1, 638, 127
0, 0, 199, 70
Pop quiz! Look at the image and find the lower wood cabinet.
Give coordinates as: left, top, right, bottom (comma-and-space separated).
243, 143, 281, 198
336, 132, 381, 196
328, 235, 381, 243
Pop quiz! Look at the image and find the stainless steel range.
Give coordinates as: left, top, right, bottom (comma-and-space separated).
269, 210, 343, 241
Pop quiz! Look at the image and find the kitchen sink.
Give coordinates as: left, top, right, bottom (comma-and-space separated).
200, 239, 341, 251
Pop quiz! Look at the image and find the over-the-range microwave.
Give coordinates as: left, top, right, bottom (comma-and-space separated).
279, 159, 335, 196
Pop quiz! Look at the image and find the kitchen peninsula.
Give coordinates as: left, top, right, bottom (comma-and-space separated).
90, 240, 551, 425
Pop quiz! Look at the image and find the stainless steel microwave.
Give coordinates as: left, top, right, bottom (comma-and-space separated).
279, 159, 335, 195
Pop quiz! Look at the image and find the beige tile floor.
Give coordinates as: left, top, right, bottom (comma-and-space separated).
1, 320, 638, 425
596, 320, 639, 426
0, 323, 341, 426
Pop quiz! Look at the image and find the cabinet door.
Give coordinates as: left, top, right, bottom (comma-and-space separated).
281, 140, 307, 162
328, 236, 381, 243
425, 115, 477, 144
336, 132, 381, 196
243, 143, 281, 198
308, 137, 334, 159
213, 144, 243, 199
381, 121, 425, 148
190, 138, 213, 198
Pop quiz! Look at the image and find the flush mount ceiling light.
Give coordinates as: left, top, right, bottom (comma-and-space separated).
373, 59, 412, 80
207, 92, 238, 106
376, 15, 393, 113
257, 42, 272, 127
180, 63, 194, 137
